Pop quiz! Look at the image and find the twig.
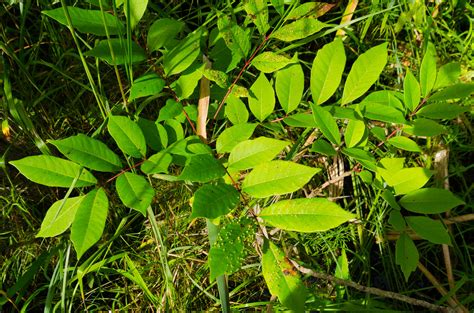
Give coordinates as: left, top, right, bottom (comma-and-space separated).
212, 34, 272, 120
417, 263, 468, 313
291, 260, 455, 313
197, 55, 212, 141
307, 170, 354, 197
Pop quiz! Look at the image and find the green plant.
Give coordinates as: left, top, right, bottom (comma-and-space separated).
3, 0, 473, 312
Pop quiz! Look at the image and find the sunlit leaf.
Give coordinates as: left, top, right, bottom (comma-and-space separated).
276, 61, 304, 114
262, 240, 307, 311
163, 28, 202, 76
242, 161, 319, 198
404, 70, 420, 112
10, 155, 97, 187
216, 123, 257, 153
71, 189, 108, 259
420, 43, 437, 97
225, 95, 249, 124
312, 104, 340, 145
311, 38, 346, 105
147, 18, 184, 51
244, 0, 270, 35
248, 73, 275, 121
37, 196, 85, 238
108, 115, 147, 158
252, 52, 291, 73
260, 198, 354, 232
387, 136, 421, 152
228, 137, 289, 171
50, 134, 122, 172
341, 43, 388, 104
116, 172, 155, 216
272, 18, 326, 42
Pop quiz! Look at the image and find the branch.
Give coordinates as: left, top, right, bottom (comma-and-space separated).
290, 260, 455, 313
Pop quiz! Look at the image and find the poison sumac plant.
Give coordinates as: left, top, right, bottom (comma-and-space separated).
8, 0, 472, 311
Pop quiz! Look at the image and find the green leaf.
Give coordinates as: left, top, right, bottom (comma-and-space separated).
287, 2, 329, 19
262, 240, 307, 312
420, 43, 437, 97
124, 0, 147, 29
172, 63, 205, 100
341, 43, 388, 104
37, 196, 85, 238
403, 118, 445, 137
384, 167, 432, 195
137, 118, 167, 151
310, 139, 336, 156
71, 189, 108, 259
244, 0, 270, 35
387, 136, 421, 152
116, 172, 155, 216
260, 198, 354, 232
10, 155, 97, 187
157, 99, 183, 122
129, 73, 165, 101
396, 232, 419, 281
216, 123, 257, 154
191, 182, 240, 219
405, 216, 451, 245
203, 68, 228, 88
399, 188, 465, 214
209, 219, 253, 280
311, 104, 341, 145
417, 102, 469, 120
271, 18, 326, 42
341, 148, 377, 171
284, 113, 316, 128
428, 83, 474, 102
359, 101, 406, 124
382, 189, 401, 210
225, 95, 249, 124
228, 137, 289, 171
345, 119, 366, 148
179, 154, 226, 182
404, 70, 420, 112
271, 0, 284, 15
147, 18, 184, 52
42, 7, 124, 36
363, 90, 404, 111
108, 116, 147, 158
84, 39, 146, 65
163, 28, 202, 76
248, 73, 275, 121
433, 62, 460, 90
50, 134, 122, 172
242, 160, 319, 198
217, 15, 251, 59
388, 210, 405, 231
311, 38, 346, 105
276, 61, 304, 114
141, 152, 172, 174
252, 52, 291, 73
